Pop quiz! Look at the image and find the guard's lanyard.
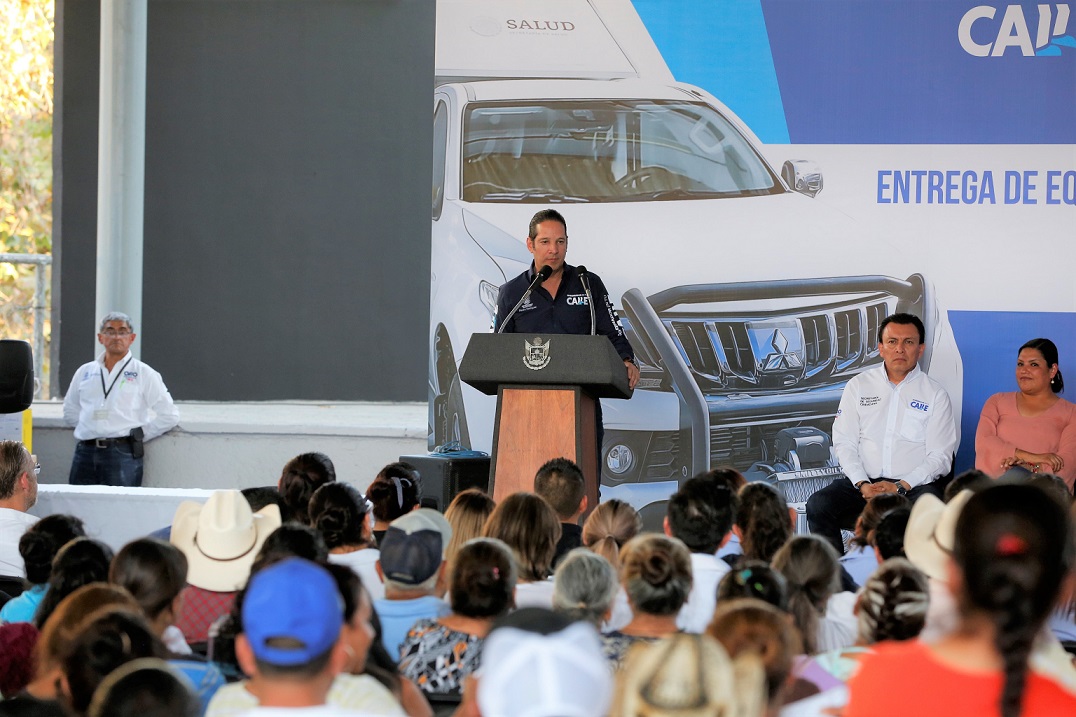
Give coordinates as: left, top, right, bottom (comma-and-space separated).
100, 357, 134, 401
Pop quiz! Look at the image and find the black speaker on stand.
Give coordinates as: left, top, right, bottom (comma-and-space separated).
0, 340, 34, 414
400, 453, 491, 512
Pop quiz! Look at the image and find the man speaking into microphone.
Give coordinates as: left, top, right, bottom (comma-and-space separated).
493, 209, 640, 390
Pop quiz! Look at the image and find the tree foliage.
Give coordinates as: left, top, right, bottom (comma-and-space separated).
1, 0, 53, 386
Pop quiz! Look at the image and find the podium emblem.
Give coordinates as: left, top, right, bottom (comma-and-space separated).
523, 337, 552, 370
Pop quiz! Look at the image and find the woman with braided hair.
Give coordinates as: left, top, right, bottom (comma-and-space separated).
787, 557, 929, 711
845, 482, 1076, 716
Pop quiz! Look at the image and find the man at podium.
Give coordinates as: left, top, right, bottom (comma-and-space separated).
493, 208, 640, 391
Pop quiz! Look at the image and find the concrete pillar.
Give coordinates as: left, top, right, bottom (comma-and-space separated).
95, 0, 147, 355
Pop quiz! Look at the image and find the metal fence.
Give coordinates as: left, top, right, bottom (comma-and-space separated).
0, 253, 51, 396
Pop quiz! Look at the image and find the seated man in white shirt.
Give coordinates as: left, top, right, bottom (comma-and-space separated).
806, 313, 958, 556
0, 440, 39, 580
665, 476, 738, 633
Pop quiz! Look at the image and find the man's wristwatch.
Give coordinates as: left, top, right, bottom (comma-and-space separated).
894, 482, 908, 496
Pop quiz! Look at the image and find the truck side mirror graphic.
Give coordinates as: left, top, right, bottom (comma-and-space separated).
782, 160, 824, 198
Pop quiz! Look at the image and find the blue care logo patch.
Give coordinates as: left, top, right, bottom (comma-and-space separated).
959, 4, 1075, 57
566, 294, 589, 306
123, 371, 139, 379
910, 400, 930, 412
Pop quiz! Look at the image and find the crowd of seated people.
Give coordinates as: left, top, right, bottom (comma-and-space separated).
0, 437, 1075, 717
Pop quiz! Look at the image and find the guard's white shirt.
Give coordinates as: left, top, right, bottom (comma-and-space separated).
833, 363, 957, 488
62, 352, 180, 441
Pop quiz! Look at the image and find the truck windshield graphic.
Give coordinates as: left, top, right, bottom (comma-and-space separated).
463, 101, 782, 203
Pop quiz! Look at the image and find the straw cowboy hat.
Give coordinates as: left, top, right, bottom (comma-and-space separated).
170, 490, 282, 592
903, 490, 973, 582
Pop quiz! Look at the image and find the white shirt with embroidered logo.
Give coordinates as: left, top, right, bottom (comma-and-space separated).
832, 363, 957, 488
62, 352, 180, 441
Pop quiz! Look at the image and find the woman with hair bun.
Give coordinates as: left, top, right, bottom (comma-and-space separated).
601, 534, 692, 670
366, 462, 421, 545
845, 482, 1076, 717
310, 482, 384, 601
398, 538, 515, 697
277, 452, 336, 525
976, 338, 1076, 487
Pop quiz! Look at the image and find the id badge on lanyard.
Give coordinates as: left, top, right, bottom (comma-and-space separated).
96, 357, 133, 420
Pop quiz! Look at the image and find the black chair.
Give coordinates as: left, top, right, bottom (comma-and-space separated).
0, 575, 27, 600
426, 690, 462, 717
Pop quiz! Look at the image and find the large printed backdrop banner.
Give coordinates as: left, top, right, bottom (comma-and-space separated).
427, 0, 1075, 516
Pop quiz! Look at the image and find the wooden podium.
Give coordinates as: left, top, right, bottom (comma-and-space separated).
458, 333, 632, 506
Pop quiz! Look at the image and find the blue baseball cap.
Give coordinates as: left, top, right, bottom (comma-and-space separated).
242, 558, 343, 666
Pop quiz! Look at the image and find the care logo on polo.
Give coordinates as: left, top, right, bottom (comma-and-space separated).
959, 4, 1075, 56
523, 337, 551, 370
566, 294, 589, 306
909, 400, 930, 412
123, 371, 139, 380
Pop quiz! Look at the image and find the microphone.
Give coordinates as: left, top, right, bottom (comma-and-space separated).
496, 265, 553, 334
576, 265, 596, 336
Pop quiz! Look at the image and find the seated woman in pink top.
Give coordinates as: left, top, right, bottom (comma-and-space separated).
975, 338, 1076, 488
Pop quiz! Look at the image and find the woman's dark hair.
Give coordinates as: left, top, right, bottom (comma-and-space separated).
944, 469, 992, 503
19, 514, 86, 585
872, 507, 911, 560
251, 524, 329, 575
366, 462, 421, 523
61, 609, 166, 715
771, 535, 841, 654
619, 534, 693, 616
278, 452, 336, 525
108, 538, 188, 622
87, 658, 198, 717
717, 560, 789, 611
954, 482, 1073, 717
1019, 338, 1064, 393
449, 538, 517, 619
34, 537, 114, 628
852, 493, 908, 548
309, 482, 370, 550
736, 482, 792, 563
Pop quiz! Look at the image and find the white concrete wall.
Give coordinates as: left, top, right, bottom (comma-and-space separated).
30, 401, 428, 491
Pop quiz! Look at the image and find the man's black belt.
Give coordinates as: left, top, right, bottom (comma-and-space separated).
80, 437, 131, 448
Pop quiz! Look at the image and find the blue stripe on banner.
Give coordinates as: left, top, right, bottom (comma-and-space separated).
949, 311, 1076, 474
632, 0, 791, 143
760, 0, 1075, 144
